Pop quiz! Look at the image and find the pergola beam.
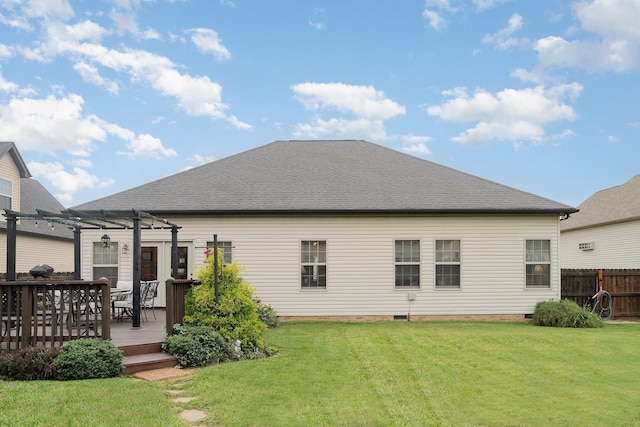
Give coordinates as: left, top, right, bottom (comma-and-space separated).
3, 208, 181, 329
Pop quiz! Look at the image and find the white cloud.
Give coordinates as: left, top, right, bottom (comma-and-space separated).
24, 0, 75, 22
292, 82, 405, 120
534, 0, 640, 73
73, 61, 120, 94
427, 84, 581, 146
401, 137, 432, 155
6, 2, 248, 128
116, 133, 178, 159
0, 92, 176, 160
27, 161, 112, 202
482, 13, 528, 50
423, 9, 446, 31
309, 21, 326, 31
0, 44, 12, 58
473, 0, 511, 11
0, 94, 107, 156
291, 82, 406, 141
188, 28, 231, 60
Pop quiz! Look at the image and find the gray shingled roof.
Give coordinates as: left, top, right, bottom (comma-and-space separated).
73, 140, 576, 215
560, 174, 640, 231
0, 178, 74, 240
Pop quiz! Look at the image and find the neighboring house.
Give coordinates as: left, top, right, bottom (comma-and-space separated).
72, 140, 576, 320
0, 142, 74, 275
560, 174, 640, 269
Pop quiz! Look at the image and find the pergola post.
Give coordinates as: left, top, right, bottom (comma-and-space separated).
171, 225, 178, 279
73, 225, 81, 280
131, 211, 142, 329
5, 211, 17, 281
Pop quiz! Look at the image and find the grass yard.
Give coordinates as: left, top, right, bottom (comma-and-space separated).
1, 321, 639, 426
187, 321, 640, 426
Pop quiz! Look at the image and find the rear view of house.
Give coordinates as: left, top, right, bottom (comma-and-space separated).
72, 140, 576, 320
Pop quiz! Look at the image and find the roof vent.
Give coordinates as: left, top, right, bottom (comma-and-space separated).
578, 241, 595, 251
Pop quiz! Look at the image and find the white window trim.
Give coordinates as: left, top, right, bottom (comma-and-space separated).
524, 238, 552, 289
394, 239, 421, 290
300, 239, 327, 291
434, 238, 462, 290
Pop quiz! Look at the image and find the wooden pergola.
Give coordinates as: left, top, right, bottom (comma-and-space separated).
3, 209, 181, 329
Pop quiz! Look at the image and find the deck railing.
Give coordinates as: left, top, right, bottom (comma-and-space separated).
165, 278, 200, 335
1, 279, 110, 350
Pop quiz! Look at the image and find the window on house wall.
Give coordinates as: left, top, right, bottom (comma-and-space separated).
435, 240, 461, 288
206, 240, 233, 264
301, 240, 326, 289
395, 240, 420, 288
93, 241, 119, 286
0, 178, 12, 211
526, 239, 550, 288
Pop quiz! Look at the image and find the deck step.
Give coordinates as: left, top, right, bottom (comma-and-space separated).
123, 352, 177, 375
119, 342, 177, 375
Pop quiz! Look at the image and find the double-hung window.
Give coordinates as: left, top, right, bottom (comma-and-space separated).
395, 240, 420, 288
435, 240, 461, 288
206, 240, 234, 264
93, 241, 119, 285
526, 240, 550, 288
0, 178, 12, 211
301, 240, 326, 289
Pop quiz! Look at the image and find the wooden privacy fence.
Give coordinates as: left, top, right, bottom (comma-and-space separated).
561, 269, 640, 318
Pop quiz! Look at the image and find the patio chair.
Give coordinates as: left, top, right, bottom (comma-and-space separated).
141, 281, 159, 320
112, 282, 150, 322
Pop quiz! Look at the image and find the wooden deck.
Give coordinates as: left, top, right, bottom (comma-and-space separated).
110, 308, 167, 347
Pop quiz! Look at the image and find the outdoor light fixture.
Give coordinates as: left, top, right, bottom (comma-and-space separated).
101, 233, 111, 248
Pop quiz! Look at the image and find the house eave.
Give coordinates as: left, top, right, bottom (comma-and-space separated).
83, 208, 578, 217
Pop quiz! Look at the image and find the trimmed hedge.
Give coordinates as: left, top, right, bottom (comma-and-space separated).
54, 339, 124, 380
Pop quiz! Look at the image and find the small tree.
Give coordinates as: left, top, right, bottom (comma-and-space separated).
183, 251, 266, 351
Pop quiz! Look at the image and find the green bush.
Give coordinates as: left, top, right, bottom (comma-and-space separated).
533, 299, 605, 328
257, 302, 280, 328
184, 255, 267, 351
0, 346, 60, 381
162, 324, 233, 368
54, 339, 124, 380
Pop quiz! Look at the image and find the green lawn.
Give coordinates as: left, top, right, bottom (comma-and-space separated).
2, 321, 640, 426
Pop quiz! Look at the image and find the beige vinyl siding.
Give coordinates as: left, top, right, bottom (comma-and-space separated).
560, 219, 640, 269
82, 214, 560, 316
0, 232, 73, 274
0, 152, 20, 214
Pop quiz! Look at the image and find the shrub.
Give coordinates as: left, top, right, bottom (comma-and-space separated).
162, 324, 233, 368
184, 255, 267, 351
0, 346, 60, 381
257, 303, 280, 328
54, 339, 124, 380
533, 299, 605, 328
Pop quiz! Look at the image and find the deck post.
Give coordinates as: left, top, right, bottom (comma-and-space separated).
132, 211, 142, 329
5, 211, 17, 281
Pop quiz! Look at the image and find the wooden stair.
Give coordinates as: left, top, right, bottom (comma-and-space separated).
120, 342, 177, 376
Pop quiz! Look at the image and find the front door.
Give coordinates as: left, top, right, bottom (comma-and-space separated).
141, 246, 158, 281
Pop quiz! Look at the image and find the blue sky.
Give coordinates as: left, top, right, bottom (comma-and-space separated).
0, 0, 638, 208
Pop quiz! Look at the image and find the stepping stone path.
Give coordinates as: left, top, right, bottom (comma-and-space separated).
133, 368, 207, 425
